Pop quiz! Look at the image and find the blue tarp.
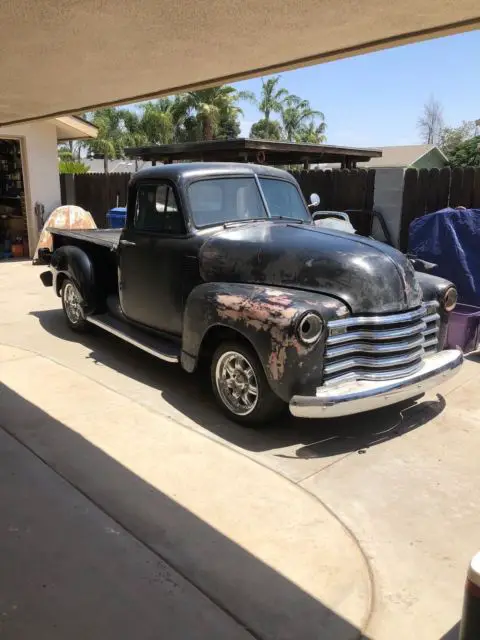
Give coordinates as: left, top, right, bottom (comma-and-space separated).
409, 207, 480, 306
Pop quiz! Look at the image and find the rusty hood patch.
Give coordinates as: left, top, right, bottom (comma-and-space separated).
200, 222, 422, 314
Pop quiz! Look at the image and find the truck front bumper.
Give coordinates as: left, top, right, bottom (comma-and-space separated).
289, 349, 463, 419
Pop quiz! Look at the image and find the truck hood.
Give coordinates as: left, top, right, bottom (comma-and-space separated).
199, 221, 423, 314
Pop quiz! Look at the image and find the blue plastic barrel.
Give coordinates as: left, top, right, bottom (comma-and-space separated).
106, 207, 127, 228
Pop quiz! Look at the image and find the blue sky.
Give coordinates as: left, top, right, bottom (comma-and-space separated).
232, 30, 480, 147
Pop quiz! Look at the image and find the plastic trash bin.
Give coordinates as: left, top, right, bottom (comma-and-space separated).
106, 207, 127, 228
446, 303, 480, 353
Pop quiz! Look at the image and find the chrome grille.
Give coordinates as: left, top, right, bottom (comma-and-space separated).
324, 302, 440, 385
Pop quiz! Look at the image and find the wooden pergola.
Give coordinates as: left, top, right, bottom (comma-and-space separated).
125, 139, 382, 170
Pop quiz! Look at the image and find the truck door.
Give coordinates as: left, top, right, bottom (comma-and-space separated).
118, 180, 193, 335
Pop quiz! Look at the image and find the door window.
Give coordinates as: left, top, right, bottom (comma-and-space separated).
134, 183, 184, 234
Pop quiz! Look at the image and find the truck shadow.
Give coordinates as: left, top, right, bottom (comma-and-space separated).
30, 309, 446, 459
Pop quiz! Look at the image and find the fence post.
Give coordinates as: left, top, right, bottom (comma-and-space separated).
63, 174, 76, 205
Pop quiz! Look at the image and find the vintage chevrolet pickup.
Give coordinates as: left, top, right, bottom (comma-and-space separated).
40, 163, 463, 425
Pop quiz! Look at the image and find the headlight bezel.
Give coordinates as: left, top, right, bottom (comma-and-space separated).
443, 287, 458, 312
296, 312, 324, 345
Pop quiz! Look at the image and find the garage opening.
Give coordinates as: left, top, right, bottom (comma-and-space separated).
0, 138, 28, 259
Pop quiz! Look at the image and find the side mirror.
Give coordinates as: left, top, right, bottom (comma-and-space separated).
308, 193, 320, 209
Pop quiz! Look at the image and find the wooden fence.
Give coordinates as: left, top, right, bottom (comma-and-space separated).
291, 168, 375, 212
60, 173, 131, 227
61, 168, 376, 229
400, 167, 480, 251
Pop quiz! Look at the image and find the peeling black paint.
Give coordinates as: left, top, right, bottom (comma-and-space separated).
200, 222, 423, 314
182, 282, 349, 402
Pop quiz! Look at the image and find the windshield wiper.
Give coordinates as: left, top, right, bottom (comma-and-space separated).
270, 215, 308, 224
223, 218, 268, 228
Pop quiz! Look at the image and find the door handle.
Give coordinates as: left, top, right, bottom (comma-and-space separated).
120, 239, 136, 247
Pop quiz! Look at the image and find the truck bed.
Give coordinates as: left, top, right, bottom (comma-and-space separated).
49, 228, 121, 249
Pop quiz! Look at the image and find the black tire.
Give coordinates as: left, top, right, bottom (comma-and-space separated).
211, 341, 285, 426
61, 278, 89, 332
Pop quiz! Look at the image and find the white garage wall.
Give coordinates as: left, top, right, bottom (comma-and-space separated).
0, 120, 61, 256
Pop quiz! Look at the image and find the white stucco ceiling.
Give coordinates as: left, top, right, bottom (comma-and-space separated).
1, 0, 478, 125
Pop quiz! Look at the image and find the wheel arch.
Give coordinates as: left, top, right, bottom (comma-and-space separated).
50, 245, 97, 313
197, 323, 261, 368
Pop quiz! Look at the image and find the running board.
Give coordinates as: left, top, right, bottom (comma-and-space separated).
86, 313, 180, 363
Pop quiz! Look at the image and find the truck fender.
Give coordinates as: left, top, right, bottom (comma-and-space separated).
181, 282, 349, 403
415, 271, 455, 349
50, 245, 97, 313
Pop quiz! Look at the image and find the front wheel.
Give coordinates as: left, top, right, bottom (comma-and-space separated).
61, 279, 89, 332
211, 341, 285, 426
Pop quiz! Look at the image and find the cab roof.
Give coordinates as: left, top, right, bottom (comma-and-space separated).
130, 162, 297, 185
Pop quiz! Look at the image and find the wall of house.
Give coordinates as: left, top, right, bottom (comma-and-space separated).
412, 149, 447, 170
0, 120, 61, 256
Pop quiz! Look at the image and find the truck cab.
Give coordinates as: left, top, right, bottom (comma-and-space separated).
40, 163, 463, 425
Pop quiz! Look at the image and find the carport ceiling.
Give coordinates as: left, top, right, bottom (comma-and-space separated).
2, 0, 479, 125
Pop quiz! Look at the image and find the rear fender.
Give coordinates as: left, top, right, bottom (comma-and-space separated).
181, 282, 349, 402
50, 245, 97, 313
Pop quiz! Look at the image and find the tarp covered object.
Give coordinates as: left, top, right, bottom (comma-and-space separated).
33, 205, 96, 263
409, 207, 480, 306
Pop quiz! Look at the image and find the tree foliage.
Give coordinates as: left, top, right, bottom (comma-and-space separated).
281, 95, 325, 142
254, 76, 289, 123
439, 121, 476, 159
448, 136, 480, 167
249, 118, 283, 140
59, 160, 89, 174
72, 78, 326, 172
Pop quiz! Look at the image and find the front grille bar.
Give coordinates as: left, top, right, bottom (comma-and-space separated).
323, 301, 440, 386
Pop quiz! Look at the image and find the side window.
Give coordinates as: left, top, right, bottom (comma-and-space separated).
134, 183, 184, 234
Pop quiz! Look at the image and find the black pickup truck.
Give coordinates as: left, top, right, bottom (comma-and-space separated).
40, 163, 463, 425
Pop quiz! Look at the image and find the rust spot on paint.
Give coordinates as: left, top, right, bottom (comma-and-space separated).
216, 293, 308, 381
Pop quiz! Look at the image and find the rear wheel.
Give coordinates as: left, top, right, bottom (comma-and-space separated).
61, 279, 89, 332
211, 341, 285, 426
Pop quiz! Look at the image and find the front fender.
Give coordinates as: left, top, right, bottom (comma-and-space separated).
181, 282, 349, 403
50, 245, 97, 313
415, 272, 455, 349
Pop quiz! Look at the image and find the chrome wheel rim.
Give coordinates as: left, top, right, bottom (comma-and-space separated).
64, 282, 83, 324
215, 351, 259, 416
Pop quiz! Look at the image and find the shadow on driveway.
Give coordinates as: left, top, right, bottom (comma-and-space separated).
31, 308, 446, 459
0, 381, 367, 640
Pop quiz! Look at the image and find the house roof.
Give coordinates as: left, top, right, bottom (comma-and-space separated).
358, 144, 448, 168
0, 1, 477, 125
55, 116, 98, 141
125, 139, 382, 166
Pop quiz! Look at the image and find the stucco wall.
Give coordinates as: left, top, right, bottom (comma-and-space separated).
0, 120, 61, 256
372, 167, 405, 248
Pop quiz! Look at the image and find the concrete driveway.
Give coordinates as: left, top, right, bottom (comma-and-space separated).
1, 259, 479, 639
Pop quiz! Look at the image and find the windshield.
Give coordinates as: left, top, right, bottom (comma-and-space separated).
189, 178, 267, 227
259, 178, 310, 221
188, 176, 311, 228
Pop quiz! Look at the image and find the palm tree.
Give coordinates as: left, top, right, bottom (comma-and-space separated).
139, 97, 187, 144
83, 108, 125, 173
281, 96, 325, 142
256, 76, 289, 124
295, 120, 327, 144
179, 86, 253, 140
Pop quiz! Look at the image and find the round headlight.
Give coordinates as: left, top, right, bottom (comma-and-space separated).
296, 313, 324, 344
443, 287, 457, 312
